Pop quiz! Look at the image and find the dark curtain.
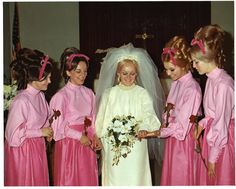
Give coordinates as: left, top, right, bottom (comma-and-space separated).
79, 2, 211, 90
79, 2, 211, 185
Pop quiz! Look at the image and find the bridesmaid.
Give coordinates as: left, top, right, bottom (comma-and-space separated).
155, 36, 202, 185
190, 24, 235, 185
50, 47, 101, 186
4, 48, 54, 186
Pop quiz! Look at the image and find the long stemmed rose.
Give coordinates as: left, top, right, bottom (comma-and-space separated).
164, 103, 174, 127
84, 116, 92, 136
49, 109, 61, 126
83, 116, 98, 153
189, 115, 201, 153
189, 115, 208, 170
139, 103, 174, 138
46, 109, 61, 149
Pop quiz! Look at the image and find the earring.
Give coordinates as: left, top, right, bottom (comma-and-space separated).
117, 76, 120, 83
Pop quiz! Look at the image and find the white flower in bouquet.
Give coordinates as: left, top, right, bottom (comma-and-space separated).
118, 134, 128, 143
4, 82, 18, 111
120, 125, 129, 134
109, 135, 116, 143
113, 125, 122, 133
104, 115, 141, 166
114, 119, 123, 127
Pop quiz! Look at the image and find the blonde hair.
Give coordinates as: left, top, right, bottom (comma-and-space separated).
190, 24, 226, 68
117, 59, 138, 73
116, 59, 138, 84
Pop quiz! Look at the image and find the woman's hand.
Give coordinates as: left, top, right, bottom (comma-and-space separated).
46, 136, 53, 142
137, 130, 148, 140
154, 130, 160, 137
193, 125, 204, 140
208, 162, 216, 180
80, 134, 91, 146
41, 127, 53, 137
91, 135, 103, 150
160, 123, 167, 128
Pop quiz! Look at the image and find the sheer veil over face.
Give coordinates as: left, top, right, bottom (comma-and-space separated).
96, 43, 165, 118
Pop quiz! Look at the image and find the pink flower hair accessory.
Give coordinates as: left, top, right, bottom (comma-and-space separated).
67, 53, 90, 69
39, 55, 51, 80
191, 39, 206, 54
162, 48, 177, 65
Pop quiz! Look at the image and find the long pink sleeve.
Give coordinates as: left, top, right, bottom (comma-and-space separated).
160, 72, 202, 140
87, 91, 96, 137
49, 92, 74, 141
49, 82, 96, 141
161, 79, 182, 124
200, 68, 234, 163
5, 85, 49, 147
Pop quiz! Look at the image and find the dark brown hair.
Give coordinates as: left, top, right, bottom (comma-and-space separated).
60, 47, 89, 83
10, 48, 53, 90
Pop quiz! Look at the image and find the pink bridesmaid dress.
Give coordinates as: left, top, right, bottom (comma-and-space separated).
4, 84, 50, 186
195, 68, 235, 185
160, 72, 202, 185
50, 81, 98, 186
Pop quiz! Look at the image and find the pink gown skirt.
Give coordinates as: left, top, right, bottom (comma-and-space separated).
195, 119, 235, 185
161, 127, 195, 185
4, 138, 49, 186
53, 125, 98, 186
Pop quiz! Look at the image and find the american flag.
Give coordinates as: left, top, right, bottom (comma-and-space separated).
12, 2, 21, 60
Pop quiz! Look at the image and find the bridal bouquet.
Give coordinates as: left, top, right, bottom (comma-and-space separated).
105, 115, 140, 166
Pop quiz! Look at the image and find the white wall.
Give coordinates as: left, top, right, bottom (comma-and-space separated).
4, 2, 80, 83
211, 1, 234, 37
10, 2, 80, 62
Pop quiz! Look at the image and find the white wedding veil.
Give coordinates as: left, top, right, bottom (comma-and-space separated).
95, 43, 165, 162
